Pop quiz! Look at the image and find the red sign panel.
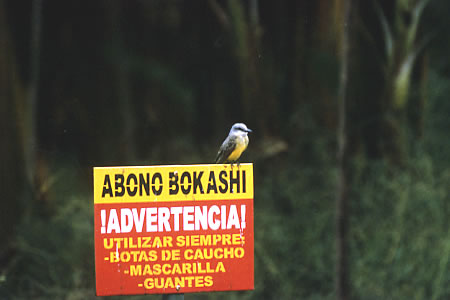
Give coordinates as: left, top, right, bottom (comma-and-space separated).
93, 164, 254, 296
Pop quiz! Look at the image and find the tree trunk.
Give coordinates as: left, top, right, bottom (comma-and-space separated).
108, 1, 136, 162
335, 0, 351, 299
0, 0, 27, 255
227, 0, 270, 135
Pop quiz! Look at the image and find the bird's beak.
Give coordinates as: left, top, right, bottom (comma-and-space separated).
246, 128, 252, 133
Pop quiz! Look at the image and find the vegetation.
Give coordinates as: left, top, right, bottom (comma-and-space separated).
1, 0, 449, 299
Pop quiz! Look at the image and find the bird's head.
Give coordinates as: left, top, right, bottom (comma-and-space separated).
230, 123, 252, 135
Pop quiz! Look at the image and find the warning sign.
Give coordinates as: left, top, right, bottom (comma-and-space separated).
94, 164, 254, 296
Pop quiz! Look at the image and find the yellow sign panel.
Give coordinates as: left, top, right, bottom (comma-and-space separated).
94, 163, 253, 204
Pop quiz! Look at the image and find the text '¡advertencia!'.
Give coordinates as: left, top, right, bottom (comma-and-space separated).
100, 204, 247, 234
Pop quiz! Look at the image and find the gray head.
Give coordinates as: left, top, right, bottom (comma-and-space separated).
229, 123, 252, 135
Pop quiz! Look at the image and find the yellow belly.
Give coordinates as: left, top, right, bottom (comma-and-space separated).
227, 136, 248, 161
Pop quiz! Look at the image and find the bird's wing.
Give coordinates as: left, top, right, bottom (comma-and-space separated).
215, 135, 237, 163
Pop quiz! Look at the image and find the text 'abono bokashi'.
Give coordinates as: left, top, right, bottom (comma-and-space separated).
101, 169, 247, 198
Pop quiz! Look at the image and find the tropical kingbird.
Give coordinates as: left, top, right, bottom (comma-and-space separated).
215, 123, 252, 164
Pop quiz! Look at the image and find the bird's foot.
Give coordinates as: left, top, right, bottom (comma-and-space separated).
229, 162, 240, 170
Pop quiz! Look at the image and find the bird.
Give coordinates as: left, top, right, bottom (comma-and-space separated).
215, 123, 252, 165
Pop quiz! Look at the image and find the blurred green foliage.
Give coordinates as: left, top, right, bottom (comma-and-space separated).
1, 0, 449, 299
2, 126, 449, 300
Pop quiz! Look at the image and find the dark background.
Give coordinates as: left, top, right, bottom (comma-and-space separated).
1, 0, 449, 299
